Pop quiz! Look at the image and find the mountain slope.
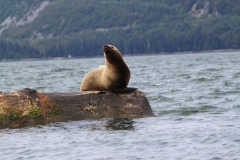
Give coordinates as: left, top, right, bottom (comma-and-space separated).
0, 0, 240, 59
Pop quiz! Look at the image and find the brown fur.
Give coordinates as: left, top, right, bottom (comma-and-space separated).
80, 44, 131, 92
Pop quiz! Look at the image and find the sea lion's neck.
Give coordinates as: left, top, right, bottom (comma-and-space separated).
105, 59, 127, 71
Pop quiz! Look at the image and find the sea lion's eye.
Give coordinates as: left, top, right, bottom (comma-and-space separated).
111, 46, 114, 49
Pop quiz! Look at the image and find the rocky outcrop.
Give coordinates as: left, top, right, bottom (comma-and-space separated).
0, 88, 155, 129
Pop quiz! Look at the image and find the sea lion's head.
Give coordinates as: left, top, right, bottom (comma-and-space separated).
103, 44, 122, 62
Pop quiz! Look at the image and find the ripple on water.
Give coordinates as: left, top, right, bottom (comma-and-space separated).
158, 104, 218, 117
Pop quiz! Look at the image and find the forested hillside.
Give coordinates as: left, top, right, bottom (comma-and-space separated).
0, 0, 240, 60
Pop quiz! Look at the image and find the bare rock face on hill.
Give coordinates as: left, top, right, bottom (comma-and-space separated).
0, 1, 50, 34
0, 88, 155, 129
190, 0, 209, 18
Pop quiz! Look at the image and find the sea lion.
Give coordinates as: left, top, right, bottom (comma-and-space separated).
80, 44, 137, 93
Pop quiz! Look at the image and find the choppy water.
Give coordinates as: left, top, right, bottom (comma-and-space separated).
0, 52, 240, 160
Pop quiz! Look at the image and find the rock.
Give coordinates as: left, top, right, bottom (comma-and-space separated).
0, 88, 155, 129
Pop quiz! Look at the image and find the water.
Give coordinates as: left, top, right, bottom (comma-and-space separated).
0, 52, 240, 160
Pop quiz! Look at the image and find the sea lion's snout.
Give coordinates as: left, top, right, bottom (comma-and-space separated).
103, 44, 115, 51
103, 44, 119, 61
104, 44, 113, 55
103, 44, 109, 51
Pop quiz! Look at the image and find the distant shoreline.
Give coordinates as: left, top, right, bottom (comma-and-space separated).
1, 49, 239, 63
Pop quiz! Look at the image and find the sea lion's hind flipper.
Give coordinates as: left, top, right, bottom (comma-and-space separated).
111, 87, 138, 93
124, 87, 138, 92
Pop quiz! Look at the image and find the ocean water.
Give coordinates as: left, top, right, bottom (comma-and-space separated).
0, 52, 240, 160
